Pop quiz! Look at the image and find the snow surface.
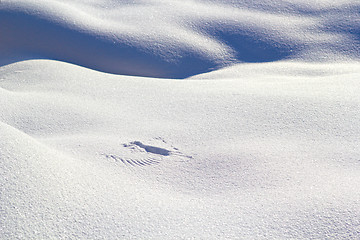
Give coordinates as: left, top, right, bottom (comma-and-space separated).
1, 0, 360, 239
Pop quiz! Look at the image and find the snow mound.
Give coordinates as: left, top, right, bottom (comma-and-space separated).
2, 0, 360, 238
1, 59, 360, 238
1, 0, 359, 78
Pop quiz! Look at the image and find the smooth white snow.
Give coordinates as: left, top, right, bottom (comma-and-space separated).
1, 0, 360, 239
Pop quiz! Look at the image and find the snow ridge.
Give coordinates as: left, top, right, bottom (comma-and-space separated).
1, 0, 359, 78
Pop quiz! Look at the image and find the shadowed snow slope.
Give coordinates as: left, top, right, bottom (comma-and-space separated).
1, 0, 359, 78
1, 0, 360, 239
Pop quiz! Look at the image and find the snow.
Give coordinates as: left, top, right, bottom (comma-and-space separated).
1, 0, 360, 239
1, 0, 359, 78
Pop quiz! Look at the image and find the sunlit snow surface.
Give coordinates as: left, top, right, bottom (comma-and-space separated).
1, 0, 360, 239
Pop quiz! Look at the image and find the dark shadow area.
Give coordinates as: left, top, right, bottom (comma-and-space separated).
319, 7, 360, 58
0, 7, 302, 78
208, 26, 295, 63
128, 141, 171, 156
0, 9, 219, 79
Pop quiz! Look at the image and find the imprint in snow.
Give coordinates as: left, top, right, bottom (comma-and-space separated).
125, 141, 171, 156
104, 154, 160, 167
102, 139, 192, 168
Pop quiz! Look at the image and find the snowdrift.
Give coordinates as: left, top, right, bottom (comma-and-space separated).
1, 0, 360, 239
1, 0, 359, 78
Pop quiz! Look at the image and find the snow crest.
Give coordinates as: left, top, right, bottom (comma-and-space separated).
1, 0, 359, 78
